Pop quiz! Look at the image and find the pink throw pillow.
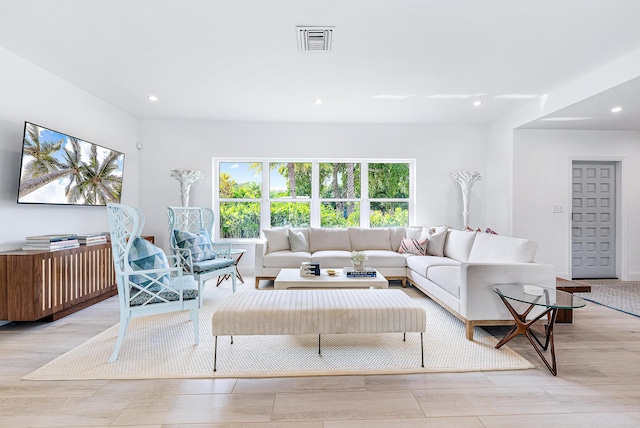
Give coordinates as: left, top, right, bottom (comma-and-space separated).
398, 238, 428, 255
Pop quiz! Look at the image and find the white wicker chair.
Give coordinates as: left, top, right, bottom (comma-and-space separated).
167, 206, 237, 307
106, 203, 199, 363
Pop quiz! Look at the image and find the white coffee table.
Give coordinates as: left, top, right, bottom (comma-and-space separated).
274, 268, 388, 290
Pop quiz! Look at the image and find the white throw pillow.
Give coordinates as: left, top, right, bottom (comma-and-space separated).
426, 226, 447, 257
262, 226, 291, 253
405, 226, 424, 240
288, 229, 310, 252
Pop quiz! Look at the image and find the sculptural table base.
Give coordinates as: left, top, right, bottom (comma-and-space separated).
494, 294, 559, 376
216, 250, 247, 287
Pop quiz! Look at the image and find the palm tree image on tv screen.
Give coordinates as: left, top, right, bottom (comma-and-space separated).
17, 122, 124, 206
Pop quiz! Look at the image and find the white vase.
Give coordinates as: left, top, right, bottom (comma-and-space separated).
353, 262, 364, 271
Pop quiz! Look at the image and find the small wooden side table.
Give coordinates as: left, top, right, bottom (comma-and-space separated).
216, 248, 247, 286
556, 280, 591, 323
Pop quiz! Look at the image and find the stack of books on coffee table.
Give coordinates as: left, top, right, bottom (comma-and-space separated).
343, 266, 377, 278
22, 234, 80, 251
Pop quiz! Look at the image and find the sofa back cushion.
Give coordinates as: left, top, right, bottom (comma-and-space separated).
348, 227, 392, 251
389, 227, 407, 251
309, 227, 352, 252
444, 229, 476, 262
468, 232, 538, 263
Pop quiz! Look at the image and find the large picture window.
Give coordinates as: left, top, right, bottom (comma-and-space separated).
215, 159, 414, 239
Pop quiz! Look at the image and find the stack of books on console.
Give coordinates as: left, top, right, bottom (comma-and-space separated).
22, 234, 80, 251
343, 266, 377, 278
77, 233, 107, 245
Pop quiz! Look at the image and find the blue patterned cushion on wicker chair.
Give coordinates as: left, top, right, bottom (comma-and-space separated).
192, 257, 236, 273
173, 229, 217, 262
129, 287, 199, 306
128, 237, 170, 290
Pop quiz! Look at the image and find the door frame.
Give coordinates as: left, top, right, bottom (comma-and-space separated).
567, 157, 626, 280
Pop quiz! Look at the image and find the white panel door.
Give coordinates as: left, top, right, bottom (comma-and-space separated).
572, 161, 616, 279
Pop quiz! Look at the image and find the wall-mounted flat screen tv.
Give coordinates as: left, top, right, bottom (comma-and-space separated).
17, 122, 125, 206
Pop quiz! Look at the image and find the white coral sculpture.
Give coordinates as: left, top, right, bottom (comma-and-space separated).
452, 170, 482, 228
169, 169, 205, 207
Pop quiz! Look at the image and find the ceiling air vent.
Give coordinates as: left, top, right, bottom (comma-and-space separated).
296, 26, 334, 52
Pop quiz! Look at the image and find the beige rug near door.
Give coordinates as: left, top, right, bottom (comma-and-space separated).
24, 286, 533, 380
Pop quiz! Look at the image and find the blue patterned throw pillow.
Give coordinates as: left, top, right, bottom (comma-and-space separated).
173, 229, 216, 262
128, 237, 170, 291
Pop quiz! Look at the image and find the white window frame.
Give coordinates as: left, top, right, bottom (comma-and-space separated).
213, 158, 415, 241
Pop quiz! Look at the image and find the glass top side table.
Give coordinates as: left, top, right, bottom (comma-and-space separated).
492, 284, 586, 376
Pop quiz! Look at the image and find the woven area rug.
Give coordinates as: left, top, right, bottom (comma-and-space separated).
576, 282, 640, 318
24, 286, 532, 380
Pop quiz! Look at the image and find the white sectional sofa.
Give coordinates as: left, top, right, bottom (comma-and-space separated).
254, 226, 556, 340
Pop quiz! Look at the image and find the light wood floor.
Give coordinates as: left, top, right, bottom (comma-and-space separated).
1, 276, 640, 427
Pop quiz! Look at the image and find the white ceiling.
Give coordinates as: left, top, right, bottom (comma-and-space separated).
1, 0, 640, 129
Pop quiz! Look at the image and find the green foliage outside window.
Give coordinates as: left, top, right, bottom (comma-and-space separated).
270, 162, 312, 198
321, 202, 360, 228
270, 202, 310, 227
219, 202, 260, 238
369, 163, 409, 198
370, 202, 409, 227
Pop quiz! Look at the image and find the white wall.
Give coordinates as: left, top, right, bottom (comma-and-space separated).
0, 47, 139, 252
485, 47, 640, 237
138, 120, 489, 271
513, 129, 640, 280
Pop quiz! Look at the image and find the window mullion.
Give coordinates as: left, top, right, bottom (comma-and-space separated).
311, 161, 320, 227
361, 162, 369, 228
261, 160, 269, 230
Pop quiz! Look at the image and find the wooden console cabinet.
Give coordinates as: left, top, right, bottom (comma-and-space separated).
0, 243, 117, 321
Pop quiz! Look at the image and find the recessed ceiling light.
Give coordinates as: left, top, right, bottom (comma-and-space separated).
148, 95, 158, 102
611, 106, 623, 113
473, 100, 483, 107
315, 99, 323, 105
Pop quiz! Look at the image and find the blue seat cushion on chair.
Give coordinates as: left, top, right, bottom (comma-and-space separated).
173, 229, 217, 262
129, 276, 199, 306
128, 237, 170, 290
129, 288, 199, 306
192, 257, 236, 273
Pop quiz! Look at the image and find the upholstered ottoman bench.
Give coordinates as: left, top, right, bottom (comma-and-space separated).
211, 289, 427, 371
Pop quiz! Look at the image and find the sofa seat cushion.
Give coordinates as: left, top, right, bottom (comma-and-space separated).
311, 250, 352, 267
426, 266, 461, 298
309, 228, 351, 252
348, 227, 392, 251
468, 233, 538, 263
443, 229, 476, 262
263, 251, 312, 268
406, 256, 461, 278
362, 250, 408, 268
